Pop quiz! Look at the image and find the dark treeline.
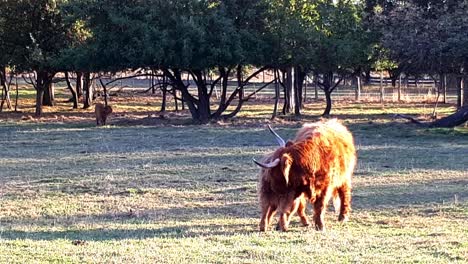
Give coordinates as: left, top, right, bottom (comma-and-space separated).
0, 0, 468, 123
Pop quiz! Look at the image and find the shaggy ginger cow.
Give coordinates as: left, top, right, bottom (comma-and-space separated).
255, 119, 356, 231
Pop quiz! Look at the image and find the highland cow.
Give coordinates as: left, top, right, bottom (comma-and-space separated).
254, 120, 356, 231
95, 103, 113, 126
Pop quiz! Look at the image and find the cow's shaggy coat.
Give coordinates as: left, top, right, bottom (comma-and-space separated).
256, 119, 356, 231
95, 103, 113, 126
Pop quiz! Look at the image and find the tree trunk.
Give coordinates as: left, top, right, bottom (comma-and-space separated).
0, 67, 12, 111
442, 74, 447, 104
321, 72, 334, 117
151, 71, 156, 94
463, 75, 468, 107
457, 76, 463, 109
282, 67, 295, 114
303, 75, 308, 103
223, 65, 245, 119
192, 70, 211, 123
314, 74, 319, 100
35, 89, 44, 117
379, 70, 384, 103
83, 72, 93, 109
323, 89, 332, 117
282, 69, 288, 115
294, 67, 305, 117
391, 77, 397, 88
42, 82, 55, 106
181, 92, 185, 110
212, 67, 230, 118
14, 75, 19, 112
34, 71, 55, 117
76, 72, 83, 98
174, 89, 179, 112
65, 72, 78, 109
102, 79, 109, 107
164, 69, 200, 121
161, 75, 167, 112
290, 67, 296, 114
272, 69, 280, 119
430, 106, 468, 128
398, 74, 402, 102
364, 70, 371, 85
355, 75, 361, 101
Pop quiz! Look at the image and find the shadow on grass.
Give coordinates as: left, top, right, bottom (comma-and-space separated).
353, 179, 468, 210
2, 180, 467, 242
0, 223, 256, 242
0, 202, 259, 241
2, 176, 467, 242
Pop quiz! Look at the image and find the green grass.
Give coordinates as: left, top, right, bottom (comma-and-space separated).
0, 108, 467, 263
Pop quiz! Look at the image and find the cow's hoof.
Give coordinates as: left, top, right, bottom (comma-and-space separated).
275, 224, 288, 232
338, 215, 349, 223
315, 223, 325, 231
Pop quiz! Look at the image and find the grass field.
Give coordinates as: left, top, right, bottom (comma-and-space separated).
0, 96, 467, 263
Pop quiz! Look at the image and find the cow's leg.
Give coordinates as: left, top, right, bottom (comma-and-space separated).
332, 189, 341, 215
297, 196, 311, 227
337, 183, 352, 223
313, 188, 332, 231
277, 212, 291, 232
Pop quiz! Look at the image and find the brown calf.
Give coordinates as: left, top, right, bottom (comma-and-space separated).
95, 103, 113, 126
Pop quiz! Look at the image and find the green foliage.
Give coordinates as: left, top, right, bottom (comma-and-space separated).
313, 1, 374, 74
376, 0, 468, 75
59, 0, 270, 72
2, 0, 466, 79
0, 0, 68, 72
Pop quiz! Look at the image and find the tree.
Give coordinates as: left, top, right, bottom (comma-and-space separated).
0, 0, 69, 116
310, 0, 374, 116
62, 0, 273, 123
378, 0, 468, 126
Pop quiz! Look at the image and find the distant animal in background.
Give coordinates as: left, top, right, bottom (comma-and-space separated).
254, 120, 356, 231
95, 103, 113, 126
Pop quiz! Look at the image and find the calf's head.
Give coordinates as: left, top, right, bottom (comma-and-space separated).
254, 125, 297, 189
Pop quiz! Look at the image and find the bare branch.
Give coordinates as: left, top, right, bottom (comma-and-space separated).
243, 80, 275, 102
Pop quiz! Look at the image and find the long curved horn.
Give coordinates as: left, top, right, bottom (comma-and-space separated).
253, 158, 280, 168
268, 125, 286, 147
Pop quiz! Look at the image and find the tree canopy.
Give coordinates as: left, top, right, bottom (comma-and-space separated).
0, 0, 467, 120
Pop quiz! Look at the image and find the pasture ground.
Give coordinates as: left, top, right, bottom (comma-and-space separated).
0, 89, 467, 263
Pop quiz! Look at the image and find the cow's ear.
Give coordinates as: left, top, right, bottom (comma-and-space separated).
281, 153, 293, 185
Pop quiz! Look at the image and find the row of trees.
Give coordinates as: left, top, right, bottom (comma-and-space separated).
0, 0, 467, 123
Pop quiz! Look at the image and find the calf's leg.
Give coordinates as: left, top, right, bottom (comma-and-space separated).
276, 194, 296, 231
297, 196, 311, 227
260, 204, 273, 232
